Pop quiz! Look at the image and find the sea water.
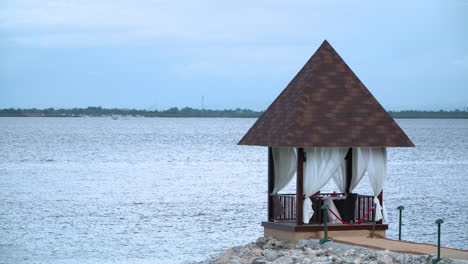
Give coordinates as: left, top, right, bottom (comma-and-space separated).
0, 118, 467, 264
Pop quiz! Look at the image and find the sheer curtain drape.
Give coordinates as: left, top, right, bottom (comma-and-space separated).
350, 148, 371, 192
300, 147, 387, 223
332, 159, 347, 193
367, 147, 387, 222
303, 147, 348, 223
272, 147, 297, 193
332, 147, 372, 193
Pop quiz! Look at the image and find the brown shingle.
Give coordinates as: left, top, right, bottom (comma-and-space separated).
238, 40, 414, 147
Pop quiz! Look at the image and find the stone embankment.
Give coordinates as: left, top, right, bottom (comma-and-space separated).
194, 237, 467, 264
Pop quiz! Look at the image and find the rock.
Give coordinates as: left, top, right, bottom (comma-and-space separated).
299, 257, 314, 264
195, 237, 465, 264
272, 256, 293, 264
276, 240, 285, 248
283, 241, 296, 250
438, 258, 457, 264
315, 256, 332, 262
250, 248, 264, 257
296, 239, 309, 249
263, 244, 273, 250
238, 247, 264, 263
284, 249, 303, 257
305, 240, 321, 249
344, 249, 356, 257
224, 248, 238, 255
239, 246, 251, 256
296, 239, 321, 250
353, 257, 363, 264
379, 255, 393, 264
256, 237, 268, 248
264, 249, 279, 261
251, 258, 267, 264
212, 253, 236, 264
305, 247, 317, 258
392, 254, 432, 264
264, 238, 282, 250
230, 256, 241, 264
338, 257, 354, 264
248, 242, 260, 250
333, 257, 344, 264
315, 249, 326, 256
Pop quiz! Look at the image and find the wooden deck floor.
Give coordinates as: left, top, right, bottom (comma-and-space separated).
332, 236, 468, 260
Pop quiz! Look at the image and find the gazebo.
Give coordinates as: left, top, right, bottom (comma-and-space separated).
238, 40, 414, 240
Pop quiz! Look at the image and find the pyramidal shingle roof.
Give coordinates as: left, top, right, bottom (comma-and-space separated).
238, 40, 414, 147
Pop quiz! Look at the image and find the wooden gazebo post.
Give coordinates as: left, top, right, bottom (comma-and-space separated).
345, 148, 353, 194
267, 147, 274, 221
296, 148, 304, 225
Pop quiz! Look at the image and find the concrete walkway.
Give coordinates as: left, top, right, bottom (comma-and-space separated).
331, 236, 468, 260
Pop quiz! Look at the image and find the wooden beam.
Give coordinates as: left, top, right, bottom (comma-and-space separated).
262, 221, 389, 232
377, 191, 383, 224
345, 148, 353, 194
268, 147, 274, 221
377, 147, 384, 224
296, 148, 304, 225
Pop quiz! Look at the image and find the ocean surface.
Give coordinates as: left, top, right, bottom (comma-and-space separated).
0, 117, 467, 264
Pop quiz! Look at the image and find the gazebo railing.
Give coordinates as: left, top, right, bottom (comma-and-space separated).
270, 194, 296, 221
310, 194, 375, 224
270, 193, 375, 224
356, 194, 375, 223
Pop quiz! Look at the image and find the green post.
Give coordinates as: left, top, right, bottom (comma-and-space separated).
432, 219, 444, 264
319, 204, 331, 244
397, 205, 404, 240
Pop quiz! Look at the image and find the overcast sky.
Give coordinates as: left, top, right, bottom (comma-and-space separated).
0, 0, 467, 110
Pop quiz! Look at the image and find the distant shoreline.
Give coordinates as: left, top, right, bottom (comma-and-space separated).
1, 107, 467, 119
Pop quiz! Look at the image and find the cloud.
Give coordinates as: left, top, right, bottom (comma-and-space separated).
0, 0, 339, 47
1, 0, 162, 27
1, 0, 464, 48
453, 55, 468, 66
169, 45, 313, 76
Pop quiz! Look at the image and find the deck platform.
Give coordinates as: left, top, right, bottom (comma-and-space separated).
263, 221, 388, 241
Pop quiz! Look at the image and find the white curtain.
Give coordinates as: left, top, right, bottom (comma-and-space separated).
349, 148, 372, 192
367, 147, 387, 222
332, 159, 347, 193
272, 147, 297, 194
303, 147, 348, 223
332, 147, 372, 193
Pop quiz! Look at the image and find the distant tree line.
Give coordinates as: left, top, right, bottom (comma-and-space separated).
388, 109, 468, 119
0, 107, 467, 118
0, 107, 262, 118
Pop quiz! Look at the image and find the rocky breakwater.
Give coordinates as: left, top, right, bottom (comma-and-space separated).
194, 237, 466, 264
